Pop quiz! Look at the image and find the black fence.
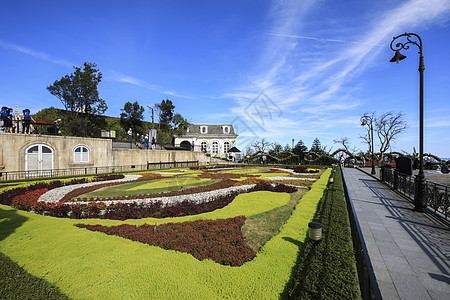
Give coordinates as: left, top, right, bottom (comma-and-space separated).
0, 161, 201, 182
381, 166, 449, 220
340, 166, 382, 300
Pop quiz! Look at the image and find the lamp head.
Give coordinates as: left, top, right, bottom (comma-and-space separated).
390, 50, 407, 64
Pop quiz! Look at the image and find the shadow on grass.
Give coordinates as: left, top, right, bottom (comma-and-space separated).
0, 206, 28, 242
0, 207, 70, 299
282, 236, 304, 248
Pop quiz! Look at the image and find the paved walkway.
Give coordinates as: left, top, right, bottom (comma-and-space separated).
343, 168, 450, 300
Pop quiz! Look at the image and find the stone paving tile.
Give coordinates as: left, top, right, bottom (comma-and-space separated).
377, 280, 399, 299
390, 272, 432, 300
343, 168, 450, 300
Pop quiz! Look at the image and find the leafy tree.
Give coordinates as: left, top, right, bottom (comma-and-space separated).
172, 113, 189, 137
46, 62, 107, 136
269, 143, 283, 156
120, 101, 145, 136
310, 138, 322, 154
293, 140, 308, 155
155, 99, 175, 132
152, 99, 188, 145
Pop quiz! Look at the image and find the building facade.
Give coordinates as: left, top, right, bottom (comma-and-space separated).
0, 133, 212, 177
174, 124, 238, 158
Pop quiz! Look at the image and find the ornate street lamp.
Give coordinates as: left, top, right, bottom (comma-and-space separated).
361, 115, 376, 175
390, 32, 426, 211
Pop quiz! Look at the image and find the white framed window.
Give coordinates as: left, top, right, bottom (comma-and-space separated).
201, 141, 207, 152
74, 146, 89, 163
201, 126, 207, 133
223, 126, 229, 134
224, 142, 230, 153
212, 142, 218, 154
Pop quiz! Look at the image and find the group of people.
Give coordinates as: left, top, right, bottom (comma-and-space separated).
138, 133, 156, 150
1, 107, 36, 134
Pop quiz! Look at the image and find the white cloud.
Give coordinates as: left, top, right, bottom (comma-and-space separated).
0, 39, 73, 67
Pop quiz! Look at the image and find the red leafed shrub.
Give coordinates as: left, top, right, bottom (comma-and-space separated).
11, 188, 49, 211
93, 174, 125, 181
137, 173, 163, 181
76, 216, 255, 266
292, 166, 319, 174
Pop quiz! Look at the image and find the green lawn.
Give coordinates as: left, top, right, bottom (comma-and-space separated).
0, 168, 332, 299
79, 177, 217, 198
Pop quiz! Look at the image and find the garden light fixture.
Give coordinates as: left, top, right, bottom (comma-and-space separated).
308, 222, 322, 243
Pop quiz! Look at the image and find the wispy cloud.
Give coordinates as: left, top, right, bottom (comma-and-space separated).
108, 71, 194, 99
0, 39, 73, 67
163, 90, 194, 99
222, 0, 450, 148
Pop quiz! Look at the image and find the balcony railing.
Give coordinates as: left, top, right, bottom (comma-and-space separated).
0, 161, 201, 182
381, 166, 449, 220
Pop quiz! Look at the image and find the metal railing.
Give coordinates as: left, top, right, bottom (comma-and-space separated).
381, 167, 449, 220
0, 161, 201, 181
340, 166, 382, 300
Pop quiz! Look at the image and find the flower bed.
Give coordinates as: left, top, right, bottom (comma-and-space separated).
197, 171, 259, 179
76, 216, 255, 267
9, 182, 297, 220
0, 169, 331, 299
67, 179, 238, 202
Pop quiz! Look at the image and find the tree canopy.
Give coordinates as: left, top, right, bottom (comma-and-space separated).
46, 62, 107, 136
120, 101, 145, 136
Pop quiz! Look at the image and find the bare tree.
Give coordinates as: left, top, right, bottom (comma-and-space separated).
250, 138, 272, 154
360, 112, 407, 163
375, 112, 408, 162
333, 137, 357, 159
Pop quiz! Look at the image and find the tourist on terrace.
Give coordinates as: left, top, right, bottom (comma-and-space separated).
22, 109, 36, 134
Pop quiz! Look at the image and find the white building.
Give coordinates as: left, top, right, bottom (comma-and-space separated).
174, 124, 238, 158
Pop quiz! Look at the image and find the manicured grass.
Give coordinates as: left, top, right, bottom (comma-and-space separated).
243, 189, 307, 252
80, 177, 217, 198
0, 252, 69, 300
221, 168, 267, 174
0, 167, 331, 299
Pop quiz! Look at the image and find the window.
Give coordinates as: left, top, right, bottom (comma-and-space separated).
224, 127, 229, 133
25, 144, 54, 174
224, 142, 230, 153
201, 126, 207, 133
74, 146, 89, 163
212, 142, 218, 154
201, 141, 207, 152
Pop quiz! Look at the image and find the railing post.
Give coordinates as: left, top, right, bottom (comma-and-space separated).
393, 170, 399, 190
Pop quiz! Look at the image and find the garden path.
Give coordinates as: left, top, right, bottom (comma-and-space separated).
343, 167, 450, 300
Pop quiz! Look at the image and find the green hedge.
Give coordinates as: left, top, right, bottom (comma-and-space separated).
283, 168, 361, 299
0, 252, 69, 299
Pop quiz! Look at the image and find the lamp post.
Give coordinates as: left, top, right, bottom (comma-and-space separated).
390, 32, 426, 211
361, 115, 376, 175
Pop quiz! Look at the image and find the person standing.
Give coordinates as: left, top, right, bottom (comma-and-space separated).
4, 108, 14, 133
191, 141, 195, 151
151, 136, 155, 150
340, 155, 345, 168
22, 109, 36, 134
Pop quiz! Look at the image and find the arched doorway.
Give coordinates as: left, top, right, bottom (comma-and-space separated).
180, 140, 191, 149
25, 144, 54, 175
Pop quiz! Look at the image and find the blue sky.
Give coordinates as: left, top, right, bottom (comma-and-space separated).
1, 0, 450, 157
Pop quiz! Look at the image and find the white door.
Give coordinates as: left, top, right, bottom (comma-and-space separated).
26, 144, 54, 176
